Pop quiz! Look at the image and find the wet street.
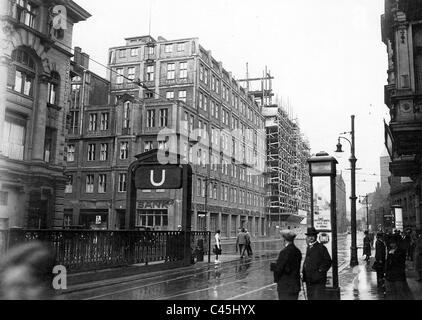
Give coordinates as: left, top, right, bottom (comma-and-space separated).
62, 234, 373, 300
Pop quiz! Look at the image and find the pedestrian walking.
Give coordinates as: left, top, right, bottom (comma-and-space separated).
384, 235, 414, 300
270, 230, 302, 300
213, 230, 222, 263
414, 231, 422, 282
373, 232, 387, 292
302, 227, 332, 300
363, 230, 372, 262
401, 228, 412, 261
245, 229, 253, 256
236, 228, 248, 258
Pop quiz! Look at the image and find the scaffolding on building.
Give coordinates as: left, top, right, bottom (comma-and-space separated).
239, 65, 311, 235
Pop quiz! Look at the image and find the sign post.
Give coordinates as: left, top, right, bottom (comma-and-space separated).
308, 151, 340, 300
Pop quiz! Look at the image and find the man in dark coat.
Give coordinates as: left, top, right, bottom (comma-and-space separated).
374, 232, 387, 291
271, 229, 302, 300
302, 227, 332, 300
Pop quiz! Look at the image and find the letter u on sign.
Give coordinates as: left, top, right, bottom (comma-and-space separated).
135, 165, 183, 189
150, 170, 166, 187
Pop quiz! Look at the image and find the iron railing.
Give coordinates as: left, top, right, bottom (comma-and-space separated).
4, 229, 211, 273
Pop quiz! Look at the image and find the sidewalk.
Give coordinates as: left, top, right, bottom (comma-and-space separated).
339, 258, 422, 300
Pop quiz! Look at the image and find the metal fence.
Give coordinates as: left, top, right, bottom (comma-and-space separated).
3, 229, 211, 273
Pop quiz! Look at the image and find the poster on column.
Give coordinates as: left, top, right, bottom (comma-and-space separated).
313, 177, 332, 232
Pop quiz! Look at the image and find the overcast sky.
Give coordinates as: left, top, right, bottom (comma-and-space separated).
73, 0, 390, 210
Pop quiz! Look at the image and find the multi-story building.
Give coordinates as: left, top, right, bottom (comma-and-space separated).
336, 172, 347, 234
0, 0, 90, 229
64, 35, 267, 237
382, 0, 422, 230
263, 105, 311, 235
63, 47, 111, 229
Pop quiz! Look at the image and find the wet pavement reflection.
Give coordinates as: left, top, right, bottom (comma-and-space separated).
63, 235, 360, 300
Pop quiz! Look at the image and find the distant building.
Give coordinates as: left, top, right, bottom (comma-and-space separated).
336, 172, 347, 234
380, 155, 391, 196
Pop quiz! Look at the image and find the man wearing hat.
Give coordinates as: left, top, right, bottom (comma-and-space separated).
270, 229, 302, 300
302, 227, 332, 300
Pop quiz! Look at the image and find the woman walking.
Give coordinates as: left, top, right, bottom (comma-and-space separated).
214, 230, 222, 263
363, 231, 372, 262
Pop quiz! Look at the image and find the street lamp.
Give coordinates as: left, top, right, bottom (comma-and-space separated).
335, 115, 359, 267
359, 194, 370, 232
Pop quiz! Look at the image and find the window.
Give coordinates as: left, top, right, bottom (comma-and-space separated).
166, 91, 174, 100
130, 48, 138, 57
88, 144, 96, 161
128, 67, 135, 81
123, 102, 131, 129
167, 63, 175, 80
211, 101, 215, 117
165, 44, 173, 53
147, 110, 155, 127
116, 68, 124, 84
100, 112, 109, 131
178, 90, 186, 103
197, 178, 202, 197
86, 174, 94, 193
98, 174, 107, 193
144, 141, 153, 152
120, 142, 128, 159
180, 62, 187, 79
88, 113, 97, 131
158, 140, 168, 150
199, 93, 203, 110
43, 128, 54, 163
119, 49, 126, 58
11, 49, 35, 96
146, 45, 155, 55
16, 0, 38, 29
203, 95, 208, 111
69, 111, 79, 134
200, 65, 204, 82
189, 115, 194, 133
2, 113, 26, 160
159, 109, 168, 127
183, 112, 188, 131
65, 176, 73, 194
47, 73, 59, 105
204, 69, 208, 85
177, 43, 184, 52
118, 173, 127, 192
100, 143, 108, 161
67, 145, 75, 162
146, 65, 154, 81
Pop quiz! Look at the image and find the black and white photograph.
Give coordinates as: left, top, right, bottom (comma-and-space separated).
0, 0, 421, 309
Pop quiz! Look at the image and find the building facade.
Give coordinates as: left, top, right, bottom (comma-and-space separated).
64, 35, 267, 237
382, 0, 422, 230
336, 172, 347, 234
263, 105, 311, 236
0, 0, 90, 229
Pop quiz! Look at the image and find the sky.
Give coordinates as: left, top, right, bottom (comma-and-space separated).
72, 0, 390, 211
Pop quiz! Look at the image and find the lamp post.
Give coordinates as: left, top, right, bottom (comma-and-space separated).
308, 151, 340, 299
335, 115, 358, 267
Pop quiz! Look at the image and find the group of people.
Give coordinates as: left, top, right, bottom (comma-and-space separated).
370, 228, 422, 299
213, 228, 253, 263
271, 227, 333, 300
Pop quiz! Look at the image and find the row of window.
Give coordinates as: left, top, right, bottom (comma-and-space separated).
66, 141, 130, 162
196, 178, 265, 207
112, 42, 186, 64
65, 173, 127, 194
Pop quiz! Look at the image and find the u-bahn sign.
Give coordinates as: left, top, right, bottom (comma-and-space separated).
126, 150, 192, 232
135, 165, 183, 189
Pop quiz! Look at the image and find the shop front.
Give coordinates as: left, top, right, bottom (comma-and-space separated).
136, 200, 174, 231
